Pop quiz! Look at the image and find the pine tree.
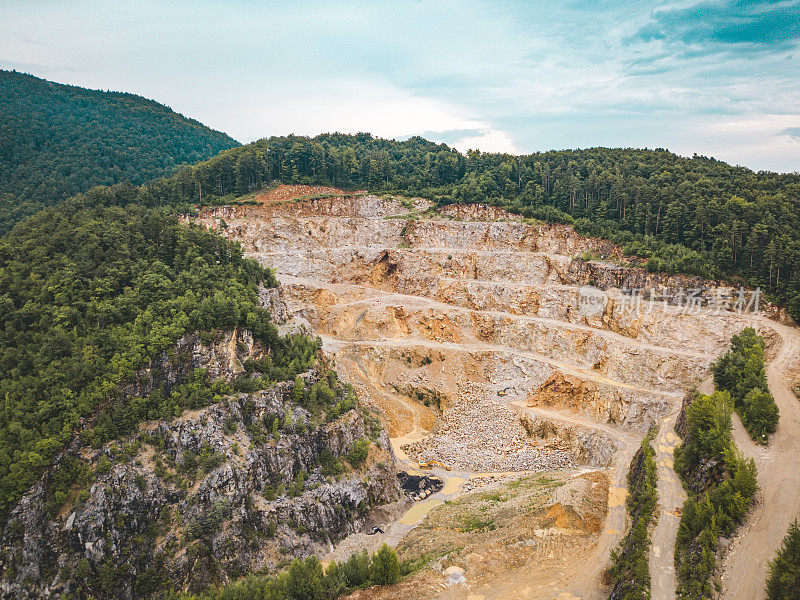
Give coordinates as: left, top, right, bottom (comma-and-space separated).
286, 557, 326, 600
767, 520, 800, 600
371, 544, 400, 586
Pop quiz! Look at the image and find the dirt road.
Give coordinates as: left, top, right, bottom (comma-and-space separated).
649, 411, 686, 600
720, 319, 800, 599
568, 428, 637, 600
653, 317, 800, 600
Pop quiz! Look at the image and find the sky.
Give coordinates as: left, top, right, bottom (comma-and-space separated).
2, 0, 799, 172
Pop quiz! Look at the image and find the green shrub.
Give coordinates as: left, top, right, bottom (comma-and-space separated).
346, 439, 370, 469
286, 556, 326, 600
674, 391, 758, 600
287, 471, 307, 498
95, 456, 112, 477
197, 443, 225, 474
371, 544, 401, 586
185, 499, 231, 541
608, 427, 658, 599
184, 543, 403, 600
341, 549, 372, 589
741, 388, 779, 442
320, 447, 343, 477
44, 455, 92, 517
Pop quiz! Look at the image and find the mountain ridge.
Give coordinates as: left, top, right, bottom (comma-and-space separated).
0, 69, 239, 234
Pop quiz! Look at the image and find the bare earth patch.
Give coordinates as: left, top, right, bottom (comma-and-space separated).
347, 471, 609, 600
250, 184, 366, 204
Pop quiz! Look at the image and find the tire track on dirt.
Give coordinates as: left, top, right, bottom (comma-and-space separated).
649, 411, 685, 600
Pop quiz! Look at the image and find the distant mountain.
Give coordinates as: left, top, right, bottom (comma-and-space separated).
0, 70, 239, 234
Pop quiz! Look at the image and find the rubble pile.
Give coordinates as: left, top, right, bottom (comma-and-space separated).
460, 474, 514, 493
402, 395, 576, 472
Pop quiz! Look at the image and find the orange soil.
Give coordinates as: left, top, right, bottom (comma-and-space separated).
251, 184, 366, 204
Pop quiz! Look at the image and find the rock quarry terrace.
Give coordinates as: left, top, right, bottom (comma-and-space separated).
192, 186, 800, 600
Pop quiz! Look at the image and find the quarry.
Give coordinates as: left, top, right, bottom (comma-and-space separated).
193, 186, 800, 600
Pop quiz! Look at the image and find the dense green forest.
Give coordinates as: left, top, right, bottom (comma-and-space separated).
3, 71, 799, 316
0, 70, 238, 234
134, 133, 800, 318
674, 391, 758, 600
712, 328, 779, 443
0, 189, 319, 520
4, 78, 799, 317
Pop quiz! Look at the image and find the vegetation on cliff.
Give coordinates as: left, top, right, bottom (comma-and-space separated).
0, 191, 319, 520
712, 327, 779, 443
608, 428, 658, 600
0, 70, 238, 234
673, 391, 758, 600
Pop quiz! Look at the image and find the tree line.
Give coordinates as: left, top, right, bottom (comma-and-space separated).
3, 75, 799, 319
767, 520, 800, 599
673, 391, 758, 599
4, 85, 799, 319
712, 327, 779, 443
169, 544, 403, 600
608, 428, 658, 600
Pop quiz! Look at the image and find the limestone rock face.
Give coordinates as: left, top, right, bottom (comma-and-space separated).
0, 339, 399, 600
192, 195, 782, 461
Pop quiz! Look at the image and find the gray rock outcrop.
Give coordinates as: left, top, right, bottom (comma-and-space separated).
0, 338, 399, 600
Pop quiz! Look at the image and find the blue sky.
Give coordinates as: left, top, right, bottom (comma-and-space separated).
2, 0, 799, 171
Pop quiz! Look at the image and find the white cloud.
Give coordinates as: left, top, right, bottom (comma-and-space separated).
223, 77, 486, 143
2, 0, 800, 170
683, 115, 800, 171
451, 128, 520, 154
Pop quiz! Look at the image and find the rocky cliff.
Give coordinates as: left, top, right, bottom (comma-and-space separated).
0, 327, 399, 599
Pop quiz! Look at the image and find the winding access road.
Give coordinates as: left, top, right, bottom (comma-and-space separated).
649, 317, 800, 600
720, 319, 800, 600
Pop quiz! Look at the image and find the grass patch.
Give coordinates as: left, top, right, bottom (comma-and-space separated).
399, 546, 464, 577
459, 515, 496, 533
482, 491, 508, 503
383, 212, 420, 220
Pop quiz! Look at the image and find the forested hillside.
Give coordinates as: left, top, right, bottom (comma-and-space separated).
0, 189, 319, 519
4, 74, 798, 319
142, 133, 800, 318
0, 70, 238, 233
